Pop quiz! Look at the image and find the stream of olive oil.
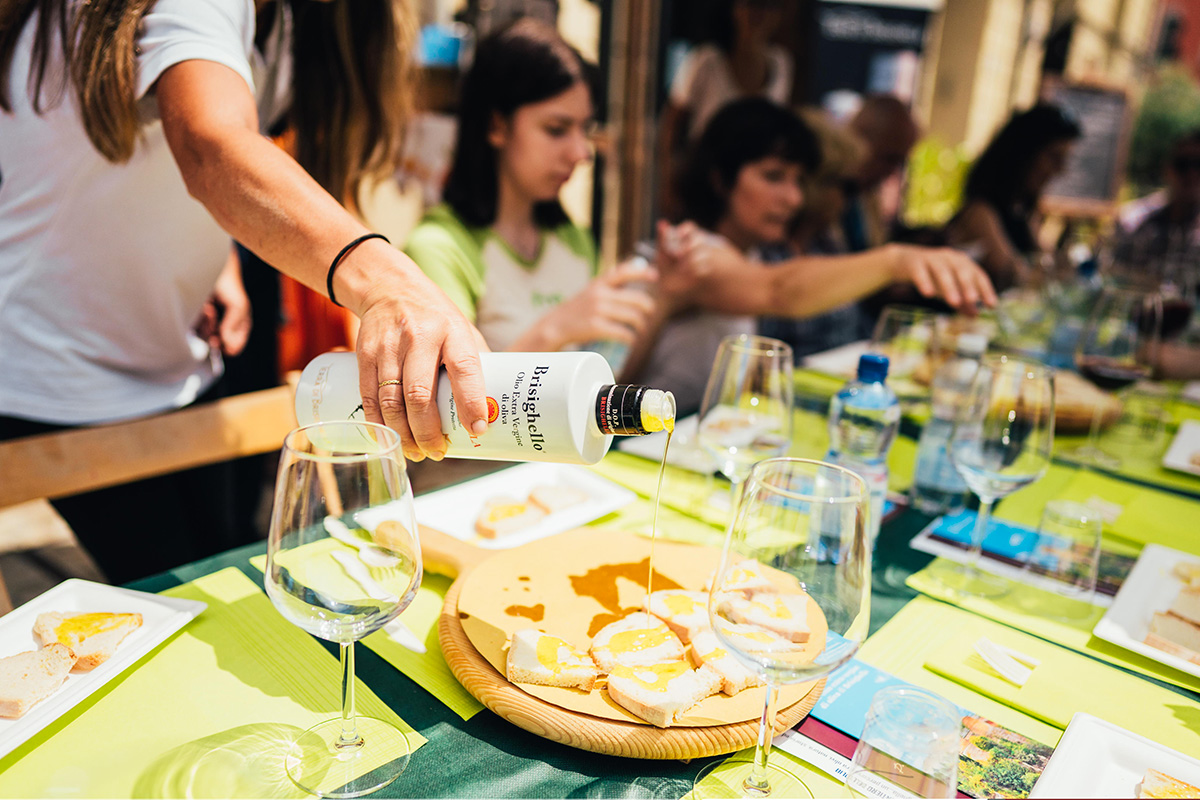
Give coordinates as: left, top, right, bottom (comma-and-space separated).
645, 417, 674, 606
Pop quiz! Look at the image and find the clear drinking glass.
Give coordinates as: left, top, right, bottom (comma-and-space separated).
944, 355, 1055, 598
1070, 285, 1162, 469
1021, 499, 1103, 616
265, 421, 422, 798
869, 305, 940, 397
697, 335, 794, 508
693, 458, 871, 798
845, 686, 962, 799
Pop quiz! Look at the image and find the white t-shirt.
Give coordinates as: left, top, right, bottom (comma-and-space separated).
0, 0, 257, 424
670, 44, 793, 142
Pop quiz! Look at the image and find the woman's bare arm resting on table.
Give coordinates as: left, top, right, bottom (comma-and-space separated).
659, 224, 997, 318
156, 59, 488, 462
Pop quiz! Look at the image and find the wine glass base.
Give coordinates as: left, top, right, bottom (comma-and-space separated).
285, 716, 411, 799
691, 755, 814, 799
935, 563, 1011, 599
1063, 445, 1121, 471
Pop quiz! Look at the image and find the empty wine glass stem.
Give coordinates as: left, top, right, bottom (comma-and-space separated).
337, 642, 363, 750
968, 498, 995, 573
746, 681, 780, 797
1084, 402, 1103, 462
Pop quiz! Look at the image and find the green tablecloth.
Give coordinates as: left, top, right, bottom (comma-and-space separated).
4, 410, 1198, 798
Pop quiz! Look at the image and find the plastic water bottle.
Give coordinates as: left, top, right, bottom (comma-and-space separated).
827, 353, 900, 547
582, 249, 654, 376
910, 333, 987, 515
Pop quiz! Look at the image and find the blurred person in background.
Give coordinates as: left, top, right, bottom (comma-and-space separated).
842, 94, 921, 252
759, 108, 876, 361
944, 104, 1082, 293
0, 0, 488, 583
403, 19, 657, 360
631, 99, 997, 415
1114, 129, 1200, 294
656, 0, 792, 219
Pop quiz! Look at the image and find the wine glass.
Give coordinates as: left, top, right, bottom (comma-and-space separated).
265, 421, 422, 798
869, 305, 939, 399
694, 458, 871, 798
1070, 285, 1162, 469
697, 335, 794, 510
944, 355, 1055, 598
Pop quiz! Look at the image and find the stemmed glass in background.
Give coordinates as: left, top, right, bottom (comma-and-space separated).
694, 458, 871, 798
1070, 285, 1162, 469
697, 335, 794, 509
869, 305, 939, 399
944, 355, 1056, 598
266, 421, 422, 798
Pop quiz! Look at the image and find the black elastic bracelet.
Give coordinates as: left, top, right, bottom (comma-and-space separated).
327, 232, 390, 308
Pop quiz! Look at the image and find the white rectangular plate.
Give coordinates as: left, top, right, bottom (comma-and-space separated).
1030, 712, 1200, 798
1163, 419, 1200, 477
413, 463, 635, 549
1092, 543, 1200, 680
802, 340, 870, 377
0, 580, 205, 759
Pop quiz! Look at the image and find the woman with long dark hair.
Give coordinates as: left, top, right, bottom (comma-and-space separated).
0, 0, 488, 582
405, 19, 656, 358
945, 104, 1082, 291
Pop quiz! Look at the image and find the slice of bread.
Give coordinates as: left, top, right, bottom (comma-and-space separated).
647, 590, 710, 644
590, 613, 685, 673
0, 644, 78, 718
1138, 768, 1200, 799
475, 497, 547, 539
1171, 561, 1200, 589
689, 629, 764, 696
506, 628, 599, 691
721, 592, 811, 643
605, 660, 722, 727
527, 485, 590, 514
1169, 589, 1200, 627
705, 559, 774, 595
1145, 611, 1200, 666
33, 612, 143, 671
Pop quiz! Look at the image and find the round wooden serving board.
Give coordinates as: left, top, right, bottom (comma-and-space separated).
431, 527, 824, 759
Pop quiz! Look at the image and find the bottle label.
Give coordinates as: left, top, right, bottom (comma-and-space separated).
295, 351, 612, 464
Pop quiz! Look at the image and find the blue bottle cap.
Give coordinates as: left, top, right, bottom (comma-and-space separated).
857, 353, 889, 382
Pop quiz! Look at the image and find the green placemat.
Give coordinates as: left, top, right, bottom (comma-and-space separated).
993, 464, 1200, 555
906, 559, 1200, 694
923, 625, 1200, 754
249, 555, 483, 721
855, 597, 1062, 747
1053, 428, 1200, 497
0, 568, 424, 798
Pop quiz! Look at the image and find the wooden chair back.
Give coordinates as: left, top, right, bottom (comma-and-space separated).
0, 382, 300, 612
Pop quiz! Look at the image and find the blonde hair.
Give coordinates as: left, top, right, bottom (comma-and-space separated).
1, 0, 416, 201
798, 107, 867, 182
1, 0, 158, 162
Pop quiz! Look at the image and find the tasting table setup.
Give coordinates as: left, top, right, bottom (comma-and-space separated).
2, 338, 1200, 799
